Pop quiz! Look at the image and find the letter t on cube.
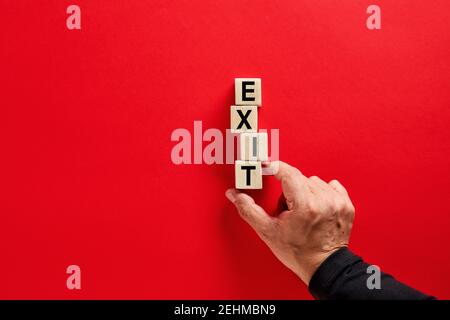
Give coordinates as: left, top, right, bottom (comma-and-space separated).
235, 160, 262, 189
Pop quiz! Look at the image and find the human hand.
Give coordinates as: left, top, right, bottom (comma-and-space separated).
225, 161, 355, 286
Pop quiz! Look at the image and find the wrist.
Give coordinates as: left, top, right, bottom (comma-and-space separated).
295, 249, 342, 286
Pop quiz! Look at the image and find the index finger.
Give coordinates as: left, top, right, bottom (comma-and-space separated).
266, 161, 310, 207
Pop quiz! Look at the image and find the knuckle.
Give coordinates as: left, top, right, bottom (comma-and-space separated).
347, 200, 355, 213
332, 196, 346, 212
329, 179, 339, 186
234, 196, 252, 210
238, 204, 252, 218
303, 197, 315, 210
305, 199, 320, 217
340, 199, 355, 222
337, 199, 347, 211
235, 203, 249, 216
347, 202, 356, 219
290, 167, 302, 177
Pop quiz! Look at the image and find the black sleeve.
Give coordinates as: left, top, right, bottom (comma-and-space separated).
308, 247, 435, 300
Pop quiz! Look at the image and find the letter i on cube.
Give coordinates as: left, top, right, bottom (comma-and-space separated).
231, 78, 265, 189
239, 132, 268, 161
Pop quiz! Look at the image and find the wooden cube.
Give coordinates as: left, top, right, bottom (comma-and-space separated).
239, 132, 268, 161
235, 160, 262, 189
235, 78, 262, 106
230, 105, 257, 133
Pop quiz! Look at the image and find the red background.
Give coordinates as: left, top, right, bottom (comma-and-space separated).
1, 0, 450, 299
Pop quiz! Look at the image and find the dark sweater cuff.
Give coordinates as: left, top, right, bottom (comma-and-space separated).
308, 247, 361, 300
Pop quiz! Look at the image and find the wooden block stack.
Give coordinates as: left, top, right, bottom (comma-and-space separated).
231, 78, 268, 189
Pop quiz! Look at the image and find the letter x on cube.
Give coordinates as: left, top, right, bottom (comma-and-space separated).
230, 106, 258, 133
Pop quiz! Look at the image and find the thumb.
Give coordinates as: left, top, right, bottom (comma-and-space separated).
225, 188, 274, 239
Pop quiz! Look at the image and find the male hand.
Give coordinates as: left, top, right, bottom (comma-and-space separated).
225, 161, 355, 286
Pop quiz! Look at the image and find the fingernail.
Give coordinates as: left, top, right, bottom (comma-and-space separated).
225, 189, 236, 203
